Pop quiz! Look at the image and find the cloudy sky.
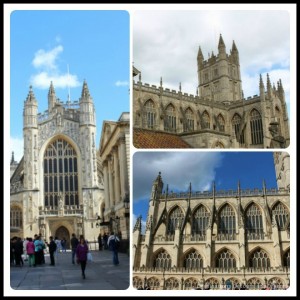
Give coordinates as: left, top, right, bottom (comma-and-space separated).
133, 10, 291, 113
132, 151, 278, 232
9, 10, 129, 162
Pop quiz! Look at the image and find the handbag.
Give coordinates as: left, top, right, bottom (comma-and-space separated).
87, 252, 93, 262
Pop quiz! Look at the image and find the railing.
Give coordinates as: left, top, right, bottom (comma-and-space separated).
216, 233, 236, 241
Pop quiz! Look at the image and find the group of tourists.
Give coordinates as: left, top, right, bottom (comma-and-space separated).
11, 232, 121, 279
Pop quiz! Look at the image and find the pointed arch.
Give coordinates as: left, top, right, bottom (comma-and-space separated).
145, 276, 160, 290
192, 204, 210, 240
165, 277, 180, 290
205, 277, 220, 290
167, 205, 184, 235
268, 277, 286, 290
245, 202, 264, 240
217, 203, 236, 240
184, 277, 200, 290
213, 141, 225, 148
133, 276, 143, 289
227, 277, 241, 289
271, 201, 289, 230
153, 248, 172, 270
246, 277, 264, 290
215, 248, 237, 269
250, 108, 263, 144
43, 138, 79, 208
201, 110, 210, 129
184, 107, 194, 132
183, 248, 204, 270
232, 113, 245, 144
164, 103, 177, 132
249, 247, 271, 269
143, 99, 156, 129
217, 113, 225, 132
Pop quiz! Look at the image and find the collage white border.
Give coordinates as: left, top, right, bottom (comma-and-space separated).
4, 3, 296, 297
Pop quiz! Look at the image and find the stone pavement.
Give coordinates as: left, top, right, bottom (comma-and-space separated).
10, 249, 130, 290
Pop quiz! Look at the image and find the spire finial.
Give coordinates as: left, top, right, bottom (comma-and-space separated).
160, 77, 163, 87
179, 82, 181, 92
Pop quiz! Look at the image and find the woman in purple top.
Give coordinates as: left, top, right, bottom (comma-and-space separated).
76, 236, 89, 279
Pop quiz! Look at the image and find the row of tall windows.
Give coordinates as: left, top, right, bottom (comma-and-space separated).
166, 203, 289, 238
142, 100, 265, 144
153, 248, 290, 270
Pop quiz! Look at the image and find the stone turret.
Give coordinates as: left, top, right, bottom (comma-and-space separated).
48, 81, 57, 113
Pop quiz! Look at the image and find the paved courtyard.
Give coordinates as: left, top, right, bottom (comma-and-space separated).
10, 249, 129, 290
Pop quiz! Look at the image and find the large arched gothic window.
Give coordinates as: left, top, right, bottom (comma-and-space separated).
143, 100, 156, 129
164, 104, 176, 132
44, 139, 79, 207
167, 206, 184, 234
245, 203, 264, 240
217, 114, 225, 132
133, 277, 143, 289
184, 278, 199, 290
247, 278, 263, 290
202, 111, 210, 129
216, 249, 236, 269
232, 114, 245, 144
165, 278, 180, 290
249, 248, 270, 269
192, 205, 210, 239
272, 202, 289, 230
10, 206, 22, 228
153, 250, 172, 270
250, 109, 263, 145
146, 277, 160, 290
218, 204, 236, 240
184, 108, 194, 132
184, 250, 203, 269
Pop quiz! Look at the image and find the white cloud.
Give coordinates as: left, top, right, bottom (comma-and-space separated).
133, 10, 291, 114
30, 45, 80, 89
30, 72, 80, 89
133, 152, 223, 202
32, 45, 63, 70
115, 80, 129, 87
10, 136, 23, 162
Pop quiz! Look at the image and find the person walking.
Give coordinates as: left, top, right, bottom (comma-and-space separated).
103, 233, 108, 250
97, 233, 102, 251
107, 232, 120, 265
47, 236, 57, 266
70, 233, 79, 264
76, 236, 89, 279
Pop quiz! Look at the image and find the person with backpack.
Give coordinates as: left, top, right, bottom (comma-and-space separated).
107, 232, 120, 265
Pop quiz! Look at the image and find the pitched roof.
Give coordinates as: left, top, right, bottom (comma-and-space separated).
133, 128, 192, 148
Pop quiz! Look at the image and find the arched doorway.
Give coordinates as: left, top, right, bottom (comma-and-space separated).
55, 226, 70, 249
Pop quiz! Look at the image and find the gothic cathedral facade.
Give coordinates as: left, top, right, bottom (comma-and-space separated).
10, 81, 129, 247
133, 35, 289, 149
132, 152, 290, 290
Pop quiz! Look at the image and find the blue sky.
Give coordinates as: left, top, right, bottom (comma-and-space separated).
132, 152, 279, 231
10, 10, 129, 162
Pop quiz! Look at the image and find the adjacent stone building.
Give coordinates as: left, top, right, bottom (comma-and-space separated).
98, 112, 130, 250
10, 82, 130, 249
132, 152, 290, 290
133, 35, 290, 149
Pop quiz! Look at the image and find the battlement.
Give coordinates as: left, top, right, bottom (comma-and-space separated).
158, 187, 281, 200
134, 80, 199, 102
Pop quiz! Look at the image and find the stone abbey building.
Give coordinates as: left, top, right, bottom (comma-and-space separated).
133, 35, 290, 149
132, 152, 290, 290
10, 82, 130, 248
